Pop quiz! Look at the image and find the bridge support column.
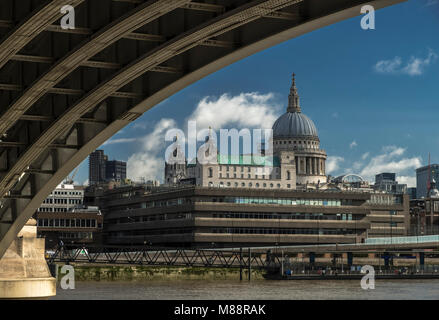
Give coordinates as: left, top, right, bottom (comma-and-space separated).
347, 252, 353, 267
383, 252, 393, 270
309, 252, 315, 265
332, 254, 338, 267
0, 219, 55, 299
419, 252, 425, 271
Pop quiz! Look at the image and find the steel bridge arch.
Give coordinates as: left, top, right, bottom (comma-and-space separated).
337, 174, 366, 183
0, 0, 405, 258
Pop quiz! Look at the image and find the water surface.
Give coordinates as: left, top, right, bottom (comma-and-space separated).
52, 279, 439, 300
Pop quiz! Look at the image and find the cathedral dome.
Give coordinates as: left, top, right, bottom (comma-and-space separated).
272, 112, 318, 138
272, 74, 319, 140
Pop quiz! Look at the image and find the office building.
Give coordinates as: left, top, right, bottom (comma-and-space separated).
416, 164, 439, 199
89, 150, 108, 185
407, 187, 417, 200
89, 150, 127, 185
374, 173, 407, 194
106, 160, 127, 182
88, 185, 409, 248
409, 179, 439, 235
35, 183, 103, 248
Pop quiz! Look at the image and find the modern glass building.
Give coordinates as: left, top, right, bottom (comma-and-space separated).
89, 150, 108, 185
106, 160, 127, 182
374, 172, 407, 194
416, 164, 439, 199
89, 150, 127, 185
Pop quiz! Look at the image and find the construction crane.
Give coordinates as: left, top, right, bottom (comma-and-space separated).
64, 167, 80, 185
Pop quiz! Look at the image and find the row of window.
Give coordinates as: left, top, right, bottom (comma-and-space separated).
37, 218, 101, 229
51, 191, 83, 196
134, 197, 348, 209
221, 197, 343, 206
217, 173, 279, 180
59, 232, 93, 240
211, 182, 290, 188
367, 194, 402, 205
108, 212, 362, 224
140, 198, 186, 209
113, 213, 192, 224
218, 166, 274, 173
38, 207, 70, 212
274, 140, 318, 147
212, 212, 360, 221
42, 198, 82, 205
211, 227, 358, 235
109, 228, 193, 237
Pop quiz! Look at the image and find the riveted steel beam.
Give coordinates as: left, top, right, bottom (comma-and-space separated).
0, 0, 191, 137
0, 0, 85, 69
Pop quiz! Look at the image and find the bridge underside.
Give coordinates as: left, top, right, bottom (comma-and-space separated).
0, 0, 405, 259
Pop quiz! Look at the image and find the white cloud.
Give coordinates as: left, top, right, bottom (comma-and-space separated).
188, 92, 280, 130
327, 146, 420, 187
402, 49, 438, 75
326, 156, 345, 174
123, 92, 282, 183
374, 49, 437, 76
131, 122, 149, 130
374, 56, 402, 73
349, 141, 357, 149
127, 118, 176, 182
397, 175, 416, 188
352, 161, 363, 172
358, 146, 421, 184
83, 179, 89, 186
103, 137, 138, 146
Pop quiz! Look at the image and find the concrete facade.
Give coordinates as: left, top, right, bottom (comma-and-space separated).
87, 185, 410, 248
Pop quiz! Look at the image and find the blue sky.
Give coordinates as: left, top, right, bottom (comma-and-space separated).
74, 0, 439, 188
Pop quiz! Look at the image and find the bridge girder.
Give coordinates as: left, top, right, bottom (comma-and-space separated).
0, 0, 406, 259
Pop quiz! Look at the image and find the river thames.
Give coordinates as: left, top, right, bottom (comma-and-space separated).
52, 279, 439, 300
